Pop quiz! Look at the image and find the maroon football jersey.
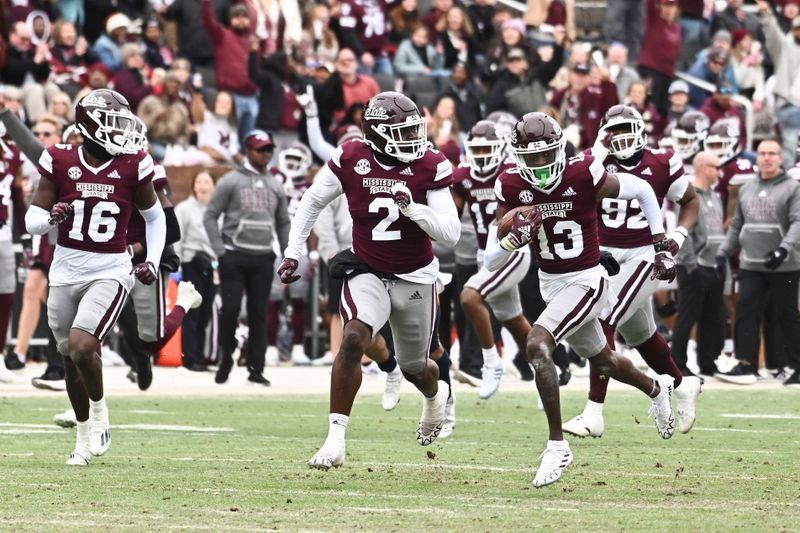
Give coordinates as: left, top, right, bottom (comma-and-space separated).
38, 145, 155, 254
496, 152, 607, 274
598, 148, 684, 248
328, 139, 453, 274
126, 163, 168, 245
339, 0, 389, 56
451, 161, 515, 250
715, 156, 755, 215
0, 142, 22, 227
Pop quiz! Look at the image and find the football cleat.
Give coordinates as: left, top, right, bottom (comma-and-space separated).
674, 376, 702, 433
648, 377, 675, 439
479, 361, 503, 400
439, 388, 456, 439
307, 440, 345, 470
453, 368, 481, 387
381, 366, 403, 411
89, 405, 111, 456
0, 362, 24, 384
176, 281, 203, 310
417, 383, 449, 446
562, 401, 605, 438
53, 409, 77, 428
533, 441, 573, 488
66, 450, 91, 466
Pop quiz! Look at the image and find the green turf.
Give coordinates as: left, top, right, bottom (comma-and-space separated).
0, 390, 798, 532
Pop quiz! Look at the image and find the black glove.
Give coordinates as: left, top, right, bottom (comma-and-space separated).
764, 247, 788, 270
715, 253, 728, 281
600, 251, 620, 276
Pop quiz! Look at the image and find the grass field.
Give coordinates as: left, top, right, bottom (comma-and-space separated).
1, 389, 798, 532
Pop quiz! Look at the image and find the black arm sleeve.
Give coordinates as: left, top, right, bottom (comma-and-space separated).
0, 109, 44, 163
164, 206, 181, 245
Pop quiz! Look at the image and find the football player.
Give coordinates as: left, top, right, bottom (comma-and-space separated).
670, 110, 711, 169
24, 89, 167, 465
704, 117, 756, 226
278, 91, 460, 468
562, 105, 703, 439
452, 120, 533, 399
485, 112, 676, 487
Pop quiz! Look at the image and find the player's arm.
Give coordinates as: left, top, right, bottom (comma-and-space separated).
133, 182, 166, 284
391, 184, 461, 246
483, 204, 513, 271
24, 174, 61, 235
597, 172, 665, 241
670, 182, 699, 253
725, 184, 741, 230
451, 188, 466, 217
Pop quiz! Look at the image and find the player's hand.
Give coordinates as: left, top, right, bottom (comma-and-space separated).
500, 208, 542, 251
663, 237, 680, 256
390, 183, 412, 210
278, 257, 301, 284
48, 202, 74, 225
715, 253, 728, 281
20, 234, 35, 268
651, 240, 677, 282
296, 85, 318, 119
600, 250, 620, 276
764, 247, 788, 270
132, 261, 158, 285
591, 129, 613, 161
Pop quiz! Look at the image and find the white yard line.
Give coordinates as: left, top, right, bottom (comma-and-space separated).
720, 413, 800, 420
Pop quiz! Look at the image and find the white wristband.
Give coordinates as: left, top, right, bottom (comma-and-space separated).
308, 250, 320, 261
669, 226, 688, 250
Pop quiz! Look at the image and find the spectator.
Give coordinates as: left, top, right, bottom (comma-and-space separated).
716, 138, 800, 386
388, 0, 423, 46
1, 21, 51, 122
667, 80, 695, 122
114, 43, 153, 113
712, 0, 762, 39
607, 42, 641, 103
46, 91, 73, 127
138, 72, 192, 160
203, 130, 291, 386
550, 63, 618, 149
626, 79, 669, 145
197, 90, 241, 164
143, 19, 173, 70
425, 95, 461, 165
487, 47, 549, 118
423, 0, 455, 39
606, 0, 645, 63
436, 62, 482, 134
92, 12, 130, 72
730, 29, 765, 106
687, 46, 738, 108
49, 20, 97, 98
175, 171, 218, 372
299, 3, 339, 65
637, 0, 682, 115
672, 151, 726, 377
161, 0, 222, 84
775, 0, 800, 33
83, 0, 121, 44
549, 39, 590, 92
1, 87, 27, 126
317, 48, 380, 129
699, 82, 747, 148
249, 46, 306, 148
26, 10, 51, 46
393, 25, 446, 77
677, 0, 709, 70
435, 6, 479, 69
249, 0, 303, 56
336, 0, 392, 74
467, 0, 496, 50
202, 0, 259, 141
758, 0, 800, 165
74, 62, 112, 102
482, 17, 538, 84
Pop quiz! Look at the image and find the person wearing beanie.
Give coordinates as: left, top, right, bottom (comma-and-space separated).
92, 12, 131, 72
730, 28, 765, 104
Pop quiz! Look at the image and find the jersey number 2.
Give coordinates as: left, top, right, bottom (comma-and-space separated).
68, 200, 120, 243
369, 198, 401, 241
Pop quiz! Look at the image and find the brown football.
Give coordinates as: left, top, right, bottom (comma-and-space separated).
497, 206, 540, 239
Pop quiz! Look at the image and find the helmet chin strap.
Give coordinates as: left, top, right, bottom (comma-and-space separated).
373, 149, 403, 167
616, 149, 644, 167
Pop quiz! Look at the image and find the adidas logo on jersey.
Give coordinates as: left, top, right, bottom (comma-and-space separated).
400, 167, 414, 176
409, 291, 423, 301
562, 187, 577, 197
641, 167, 653, 176
108, 170, 121, 179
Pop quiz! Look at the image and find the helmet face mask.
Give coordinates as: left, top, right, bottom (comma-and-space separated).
671, 111, 710, 160
362, 92, 428, 163
278, 144, 312, 182
704, 119, 740, 161
600, 105, 646, 160
464, 120, 506, 179
76, 89, 144, 156
510, 112, 566, 192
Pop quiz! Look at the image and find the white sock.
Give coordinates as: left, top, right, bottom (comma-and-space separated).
482, 346, 500, 367
388, 365, 402, 376
547, 439, 569, 449
328, 413, 348, 442
90, 398, 107, 420
584, 400, 604, 415
76, 420, 90, 449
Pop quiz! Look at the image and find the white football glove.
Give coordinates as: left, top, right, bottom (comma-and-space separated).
296, 84, 318, 119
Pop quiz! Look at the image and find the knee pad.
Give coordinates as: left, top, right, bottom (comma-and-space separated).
399, 358, 425, 377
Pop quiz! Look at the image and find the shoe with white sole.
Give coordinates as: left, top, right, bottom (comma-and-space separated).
176, 281, 203, 310
648, 377, 675, 439
0, 363, 24, 384
478, 362, 503, 400
453, 368, 481, 387
54, 409, 77, 428
66, 449, 91, 466
562, 400, 605, 438
674, 376, 702, 433
532, 440, 573, 487
89, 404, 111, 456
715, 362, 757, 385
312, 351, 335, 367
381, 366, 403, 411
439, 389, 456, 439
307, 439, 345, 470
291, 345, 312, 366
417, 384, 449, 446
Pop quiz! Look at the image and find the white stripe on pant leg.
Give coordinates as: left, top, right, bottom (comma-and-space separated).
99, 285, 128, 340
556, 279, 605, 341
425, 284, 437, 364
158, 274, 166, 341
609, 263, 650, 325
480, 252, 524, 298
340, 280, 353, 322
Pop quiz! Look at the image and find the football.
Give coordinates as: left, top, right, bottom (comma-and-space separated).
497, 205, 540, 238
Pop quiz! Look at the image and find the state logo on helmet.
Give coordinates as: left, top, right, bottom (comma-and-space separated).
75, 89, 145, 156
464, 120, 506, 180
671, 111, 710, 161
509, 112, 566, 191
704, 118, 740, 162
362, 92, 427, 163
599, 104, 646, 160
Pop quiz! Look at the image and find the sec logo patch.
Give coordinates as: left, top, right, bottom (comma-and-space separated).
519, 190, 534, 204
354, 159, 371, 176
68, 166, 83, 180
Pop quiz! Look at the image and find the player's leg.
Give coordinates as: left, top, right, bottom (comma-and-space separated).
216, 253, 247, 383
7, 269, 48, 370
370, 323, 404, 411
180, 258, 214, 371
142, 276, 201, 354
309, 274, 390, 469
389, 281, 447, 446
125, 280, 156, 390
288, 255, 311, 365
31, 330, 66, 390
0, 242, 20, 382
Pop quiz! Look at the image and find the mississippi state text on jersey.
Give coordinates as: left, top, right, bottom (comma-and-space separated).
715, 156, 756, 211
37, 144, 155, 253
329, 139, 453, 274
495, 152, 606, 274
599, 148, 685, 248
451, 161, 515, 250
